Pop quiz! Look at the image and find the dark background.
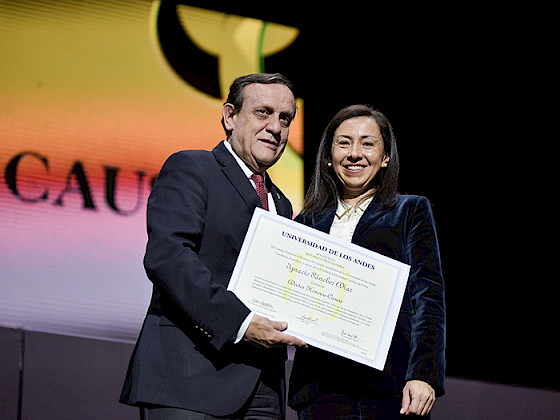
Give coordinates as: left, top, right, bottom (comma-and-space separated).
183, 2, 553, 390
0, 4, 555, 419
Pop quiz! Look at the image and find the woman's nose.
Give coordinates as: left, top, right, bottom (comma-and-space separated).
348, 143, 362, 160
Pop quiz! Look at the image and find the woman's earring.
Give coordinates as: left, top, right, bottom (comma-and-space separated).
327, 162, 332, 167
382, 161, 388, 168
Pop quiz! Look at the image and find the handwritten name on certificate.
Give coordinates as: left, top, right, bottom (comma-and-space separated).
228, 208, 410, 370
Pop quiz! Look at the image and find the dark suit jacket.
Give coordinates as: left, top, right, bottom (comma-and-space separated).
120, 142, 293, 416
288, 195, 446, 409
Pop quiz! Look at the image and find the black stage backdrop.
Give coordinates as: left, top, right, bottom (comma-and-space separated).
176, 2, 553, 391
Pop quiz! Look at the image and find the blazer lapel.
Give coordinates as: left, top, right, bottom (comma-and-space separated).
213, 142, 261, 211
309, 207, 337, 234
352, 198, 387, 242
303, 199, 386, 240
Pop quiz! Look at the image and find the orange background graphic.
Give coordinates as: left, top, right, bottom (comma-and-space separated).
0, 0, 303, 340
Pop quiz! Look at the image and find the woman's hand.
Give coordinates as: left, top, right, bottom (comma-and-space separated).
400, 380, 436, 416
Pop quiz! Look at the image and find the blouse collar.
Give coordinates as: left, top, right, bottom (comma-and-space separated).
334, 195, 374, 220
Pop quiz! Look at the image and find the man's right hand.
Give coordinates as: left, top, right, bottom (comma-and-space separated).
244, 314, 307, 348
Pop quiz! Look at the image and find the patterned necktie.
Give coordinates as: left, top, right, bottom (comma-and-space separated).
250, 173, 269, 211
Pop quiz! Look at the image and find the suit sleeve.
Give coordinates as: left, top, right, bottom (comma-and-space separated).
405, 196, 446, 396
143, 152, 250, 351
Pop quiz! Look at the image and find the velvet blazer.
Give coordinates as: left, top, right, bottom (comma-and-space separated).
288, 195, 446, 409
120, 142, 293, 416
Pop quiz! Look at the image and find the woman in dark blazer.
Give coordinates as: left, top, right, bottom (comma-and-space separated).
288, 105, 445, 419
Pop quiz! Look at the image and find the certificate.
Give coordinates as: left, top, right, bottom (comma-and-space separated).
228, 208, 410, 370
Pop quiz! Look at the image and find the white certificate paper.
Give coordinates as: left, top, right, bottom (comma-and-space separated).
228, 208, 410, 370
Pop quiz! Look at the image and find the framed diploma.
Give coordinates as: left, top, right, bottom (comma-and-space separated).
228, 208, 410, 370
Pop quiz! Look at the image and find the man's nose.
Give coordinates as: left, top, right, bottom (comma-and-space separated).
266, 115, 282, 136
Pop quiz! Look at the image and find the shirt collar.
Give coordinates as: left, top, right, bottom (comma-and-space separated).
223, 140, 269, 183
335, 195, 374, 219
223, 140, 255, 178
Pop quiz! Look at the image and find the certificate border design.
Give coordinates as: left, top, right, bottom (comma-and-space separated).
229, 208, 410, 370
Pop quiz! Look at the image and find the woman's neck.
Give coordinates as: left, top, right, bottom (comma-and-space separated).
342, 189, 375, 208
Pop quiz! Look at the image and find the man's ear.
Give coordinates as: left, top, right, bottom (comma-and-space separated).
222, 103, 236, 132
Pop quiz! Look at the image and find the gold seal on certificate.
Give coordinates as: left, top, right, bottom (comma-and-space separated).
228, 208, 410, 370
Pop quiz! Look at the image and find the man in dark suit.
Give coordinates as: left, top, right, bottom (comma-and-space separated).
120, 73, 307, 420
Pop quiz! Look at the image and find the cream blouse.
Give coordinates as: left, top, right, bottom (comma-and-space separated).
329, 195, 374, 242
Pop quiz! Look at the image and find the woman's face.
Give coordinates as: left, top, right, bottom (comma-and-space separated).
331, 116, 389, 199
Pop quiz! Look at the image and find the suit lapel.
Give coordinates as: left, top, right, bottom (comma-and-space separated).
213, 142, 261, 211
213, 141, 294, 218
269, 182, 291, 218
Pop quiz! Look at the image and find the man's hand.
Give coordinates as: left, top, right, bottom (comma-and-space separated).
400, 380, 435, 416
244, 314, 307, 348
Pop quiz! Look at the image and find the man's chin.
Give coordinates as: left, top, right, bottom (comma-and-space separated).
255, 153, 283, 171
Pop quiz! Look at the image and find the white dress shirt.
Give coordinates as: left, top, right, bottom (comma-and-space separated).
223, 140, 277, 342
223, 140, 277, 214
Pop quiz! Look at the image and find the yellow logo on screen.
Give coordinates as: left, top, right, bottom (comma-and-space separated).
154, 1, 299, 99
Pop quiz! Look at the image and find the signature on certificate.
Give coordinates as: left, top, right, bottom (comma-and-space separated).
250, 298, 275, 312
296, 314, 319, 325
340, 329, 359, 341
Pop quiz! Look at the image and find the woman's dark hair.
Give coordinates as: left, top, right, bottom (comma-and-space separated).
302, 104, 400, 214
221, 73, 296, 137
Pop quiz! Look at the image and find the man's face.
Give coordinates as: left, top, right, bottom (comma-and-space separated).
223, 83, 296, 173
